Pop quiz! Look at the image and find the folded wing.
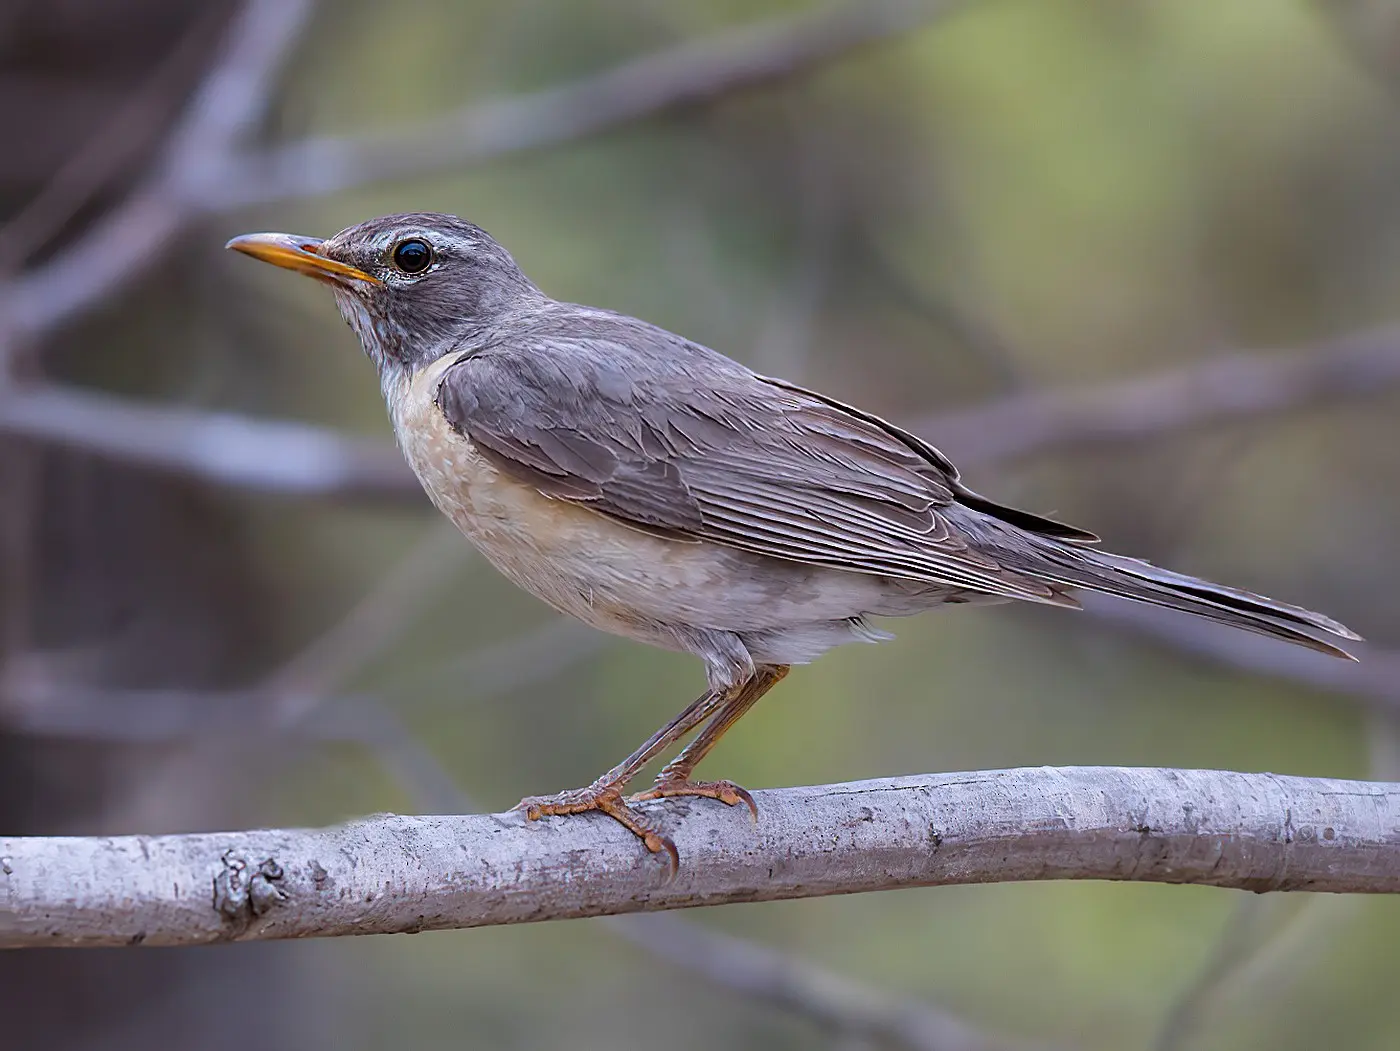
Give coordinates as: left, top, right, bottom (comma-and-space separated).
435, 333, 1091, 605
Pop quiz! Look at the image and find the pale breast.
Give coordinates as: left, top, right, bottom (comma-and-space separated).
382, 355, 689, 637
379, 354, 905, 642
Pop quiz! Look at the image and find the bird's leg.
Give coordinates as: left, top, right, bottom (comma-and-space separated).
631, 664, 789, 816
514, 684, 729, 869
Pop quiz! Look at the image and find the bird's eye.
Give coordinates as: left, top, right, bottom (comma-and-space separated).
392, 238, 433, 274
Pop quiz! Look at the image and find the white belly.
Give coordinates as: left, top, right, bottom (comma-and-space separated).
380, 355, 906, 645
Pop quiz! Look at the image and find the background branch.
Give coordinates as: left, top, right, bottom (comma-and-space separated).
1081, 599, 1399, 715
0, 0, 957, 350
4, 766, 1396, 949
6, 324, 1399, 500
605, 912, 1032, 1051
0, 0, 317, 347
207, 0, 963, 209
0, 381, 413, 498
919, 324, 1400, 468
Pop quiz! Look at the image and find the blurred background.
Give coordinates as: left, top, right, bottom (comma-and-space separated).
2, 0, 1399, 1048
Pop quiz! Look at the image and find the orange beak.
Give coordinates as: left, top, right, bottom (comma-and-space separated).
225, 232, 380, 286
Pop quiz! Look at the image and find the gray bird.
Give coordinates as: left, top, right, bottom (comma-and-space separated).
229, 212, 1361, 867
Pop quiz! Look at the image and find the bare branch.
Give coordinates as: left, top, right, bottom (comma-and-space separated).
604, 912, 1035, 1051
0, 0, 317, 344
921, 324, 1400, 468
1152, 896, 1275, 1051
1080, 598, 1399, 715
0, 0, 956, 349
7, 325, 1400, 502
2, 767, 1395, 949
0, 382, 415, 498
212, 0, 964, 209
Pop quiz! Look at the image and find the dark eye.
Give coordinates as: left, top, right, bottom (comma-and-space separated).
392, 238, 433, 274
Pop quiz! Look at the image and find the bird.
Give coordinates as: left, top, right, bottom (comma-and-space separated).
228, 212, 1361, 868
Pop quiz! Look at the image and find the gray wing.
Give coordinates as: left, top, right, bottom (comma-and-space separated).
435, 328, 1097, 604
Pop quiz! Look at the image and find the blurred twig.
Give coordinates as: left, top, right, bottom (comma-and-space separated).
1078, 598, 1398, 715
0, 0, 959, 350
603, 912, 1034, 1051
861, 231, 1032, 393
0, 381, 416, 498
259, 525, 465, 721
5, 323, 1399, 501
0, 7, 230, 274
1151, 897, 1273, 1051
213, 0, 965, 209
395, 616, 606, 701
749, 111, 842, 379
3, 766, 1397, 949
921, 324, 1400, 469
0, 0, 318, 350
0, 525, 464, 747
0, 678, 376, 747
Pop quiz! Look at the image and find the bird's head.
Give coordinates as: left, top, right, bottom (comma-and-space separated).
227, 212, 540, 375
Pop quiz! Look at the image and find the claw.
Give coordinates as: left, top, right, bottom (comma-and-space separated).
515, 784, 678, 875
631, 778, 759, 822
643, 830, 680, 878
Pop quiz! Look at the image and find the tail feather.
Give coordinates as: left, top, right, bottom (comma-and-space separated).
1010, 543, 1362, 661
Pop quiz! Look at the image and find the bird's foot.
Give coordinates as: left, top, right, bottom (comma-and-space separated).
630, 777, 758, 822
514, 782, 678, 873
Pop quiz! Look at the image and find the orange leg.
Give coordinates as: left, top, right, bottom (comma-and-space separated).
515, 665, 789, 870
630, 665, 790, 818
514, 681, 730, 870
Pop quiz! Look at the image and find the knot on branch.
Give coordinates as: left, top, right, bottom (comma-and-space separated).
213, 851, 287, 929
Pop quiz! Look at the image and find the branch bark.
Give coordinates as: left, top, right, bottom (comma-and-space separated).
3, 766, 1396, 949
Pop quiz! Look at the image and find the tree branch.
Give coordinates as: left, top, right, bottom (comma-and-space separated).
205, 0, 963, 209
1080, 599, 1398, 715
0, 0, 956, 349
0, 381, 414, 498
0, 0, 318, 346
6, 324, 1400, 501
603, 912, 1027, 1051
919, 324, 1400, 468
3, 766, 1396, 949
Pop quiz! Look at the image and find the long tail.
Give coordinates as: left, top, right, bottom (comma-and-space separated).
950, 485, 1362, 658
1006, 538, 1363, 660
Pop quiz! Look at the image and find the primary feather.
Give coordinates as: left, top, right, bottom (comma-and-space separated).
434, 301, 1360, 660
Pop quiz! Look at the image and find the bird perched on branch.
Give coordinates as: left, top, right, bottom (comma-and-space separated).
229, 213, 1361, 868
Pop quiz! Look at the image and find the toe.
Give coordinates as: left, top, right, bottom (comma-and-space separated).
517, 784, 680, 871
630, 779, 759, 821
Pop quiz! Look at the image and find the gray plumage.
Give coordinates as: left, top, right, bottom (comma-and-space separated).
306, 211, 1359, 670
228, 211, 1361, 863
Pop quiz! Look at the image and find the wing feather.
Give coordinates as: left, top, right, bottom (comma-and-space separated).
434, 323, 1081, 603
